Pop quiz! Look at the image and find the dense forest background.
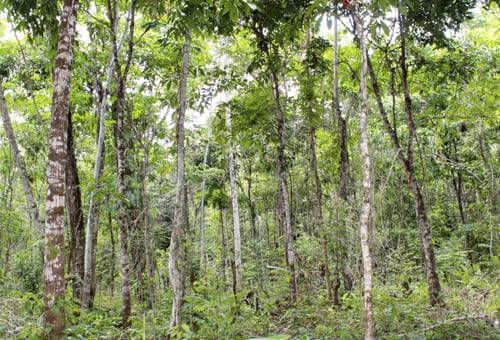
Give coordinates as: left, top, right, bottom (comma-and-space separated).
0, 0, 498, 339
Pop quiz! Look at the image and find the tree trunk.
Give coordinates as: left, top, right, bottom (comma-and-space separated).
169, 31, 191, 329
220, 207, 227, 288
398, 8, 441, 306
332, 15, 350, 202
43, 0, 79, 337
199, 122, 211, 273
226, 106, 243, 291
0, 84, 42, 236
352, 6, 376, 339
82, 3, 131, 308
107, 207, 116, 297
66, 108, 85, 302
332, 14, 353, 295
364, 13, 442, 306
271, 67, 297, 303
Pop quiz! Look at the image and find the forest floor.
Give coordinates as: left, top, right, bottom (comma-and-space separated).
1, 273, 499, 339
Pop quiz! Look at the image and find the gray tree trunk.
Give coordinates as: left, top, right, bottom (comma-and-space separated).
0, 84, 42, 236
82, 2, 131, 309
225, 107, 243, 290
353, 5, 376, 339
169, 31, 192, 329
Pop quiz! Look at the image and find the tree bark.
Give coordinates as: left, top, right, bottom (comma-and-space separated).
169, 31, 192, 329
0, 84, 43, 236
226, 106, 243, 291
352, 5, 376, 339
82, 1, 132, 309
398, 7, 441, 305
43, 0, 79, 338
110, 0, 136, 326
332, 13, 354, 295
199, 122, 211, 273
363, 10, 442, 306
66, 108, 85, 302
272, 67, 297, 303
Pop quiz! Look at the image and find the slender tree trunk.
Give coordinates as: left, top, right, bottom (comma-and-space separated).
220, 207, 227, 287
169, 31, 192, 329
352, 6, 375, 339
43, 0, 79, 337
333, 15, 350, 202
271, 67, 297, 303
82, 4, 131, 308
0, 84, 42, 236
107, 207, 116, 297
332, 13, 353, 295
66, 109, 85, 302
398, 8, 441, 305
303, 23, 334, 303
364, 15, 441, 306
199, 123, 211, 273
226, 106, 243, 290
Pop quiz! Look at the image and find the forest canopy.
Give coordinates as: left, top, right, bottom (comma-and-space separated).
0, 0, 498, 339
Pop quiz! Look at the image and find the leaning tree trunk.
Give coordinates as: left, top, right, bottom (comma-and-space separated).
352, 5, 375, 339
0, 84, 42, 236
43, 0, 79, 338
225, 106, 243, 291
66, 108, 85, 302
169, 31, 192, 329
399, 7, 441, 306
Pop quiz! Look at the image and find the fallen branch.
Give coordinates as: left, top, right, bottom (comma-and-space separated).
398, 314, 497, 337
421, 314, 495, 332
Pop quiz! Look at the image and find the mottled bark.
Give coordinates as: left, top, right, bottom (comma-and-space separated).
226, 107, 243, 290
66, 109, 85, 302
0, 84, 42, 236
352, 5, 376, 339
43, 0, 79, 338
169, 31, 191, 329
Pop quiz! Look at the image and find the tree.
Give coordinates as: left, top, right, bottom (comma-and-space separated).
225, 105, 243, 291
169, 29, 192, 329
351, 1, 375, 337
43, 0, 79, 337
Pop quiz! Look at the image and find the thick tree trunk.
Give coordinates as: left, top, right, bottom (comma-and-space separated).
226, 107, 243, 290
66, 109, 85, 302
43, 0, 79, 338
0, 84, 42, 236
169, 31, 191, 329
353, 6, 376, 339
